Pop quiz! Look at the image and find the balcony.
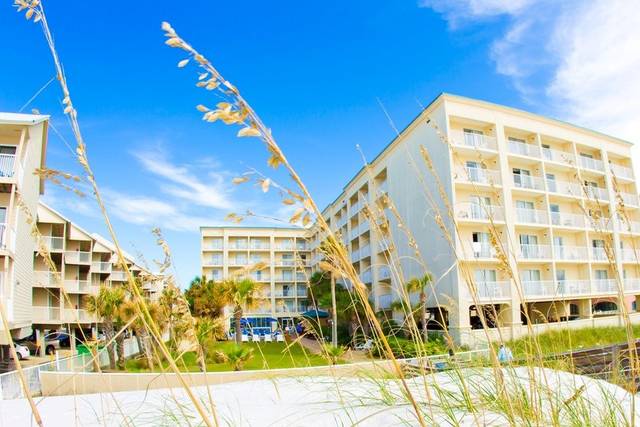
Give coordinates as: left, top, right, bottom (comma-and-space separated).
350, 249, 360, 262
545, 179, 582, 197
456, 204, 504, 222
550, 211, 585, 228
249, 241, 270, 250
34, 270, 59, 287
32, 306, 61, 323
624, 278, 640, 292
620, 248, 640, 262
515, 208, 548, 225
616, 219, 640, 234
378, 239, 391, 252
229, 258, 249, 266
40, 235, 64, 252
592, 279, 617, 294
588, 217, 613, 232
228, 241, 248, 250
0, 153, 16, 178
378, 293, 392, 309
518, 244, 552, 260
275, 259, 295, 267
542, 147, 575, 166
204, 257, 223, 266
379, 265, 391, 281
508, 140, 540, 158
296, 242, 309, 251
473, 281, 511, 301
522, 280, 591, 299
92, 261, 112, 273
620, 192, 639, 206
0, 223, 15, 252
64, 279, 91, 293
274, 242, 294, 251
459, 241, 499, 260
590, 247, 608, 262
65, 251, 91, 265
456, 167, 501, 186
584, 186, 608, 201
553, 245, 588, 261
360, 244, 371, 258
579, 156, 605, 172
250, 273, 271, 282
62, 308, 93, 323
512, 174, 545, 191
460, 132, 497, 151
202, 241, 223, 250
110, 271, 128, 281
361, 270, 372, 283
610, 163, 634, 180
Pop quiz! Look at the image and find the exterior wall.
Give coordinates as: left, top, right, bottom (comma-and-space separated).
201, 227, 311, 320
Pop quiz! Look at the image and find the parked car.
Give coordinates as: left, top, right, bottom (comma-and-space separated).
12, 343, 30, 360
16, 332, 63, 355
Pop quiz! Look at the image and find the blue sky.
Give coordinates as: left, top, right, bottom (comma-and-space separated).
1, 1, 638, 286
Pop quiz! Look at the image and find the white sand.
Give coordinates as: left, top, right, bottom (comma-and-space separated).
1, 368, 638, 426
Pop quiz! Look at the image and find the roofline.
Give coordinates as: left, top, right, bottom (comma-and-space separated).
200, 225, 307, 231
0, 113, 50, 126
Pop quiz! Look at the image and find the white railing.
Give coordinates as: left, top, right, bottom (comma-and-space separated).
584, 186, 608, 201
62, 308, 93, 322
378, 239, 391, 252
460, 132, 497, 150
624, 279, 640, 292
518, 244, 552, 259
276, 259, 296, 267
579, 156, 605, 172
64, 279, 90, 293
512, 174, 545, 191
40, 235, 64, 251
515, 208, 548, 224
65, 251, 91, 264
590, 247, 608, 261
32, 306, 60, 322
249, 240, 269, 250
229, 241, 248, 249
379, 265, 391, 280
91, 261, 112, 273
588, 217, 613, 231
0, 154, 16, 178
109, 271, 128, 281
620, 248, 640, 262
350, 226, 360, 240
0, 224, 15, 251
610, 163, 634, 180
360, 244, 371, 258
34, 270, 58, 287
361, 270, 372, 283
350, 249, 360, 262
553, 245, 588, 261
508, 140, 540, 157
460, 242, 497, 259
523, 280, 592, 299
378, 293, 392, 309
229, 258, 249, 266
542, 147, 575, 165
274, 241, 294, 250
620, 192, 639, 206
456, 203, 504, 222
474, 281, 510, 300
592, 279, 617, 294
550, 211, 585, 228
205, 257, 223, 265
457, 167, 501, 185
616, 219, 640, 234
249, 273, 271, 282
545, 179, 582, 197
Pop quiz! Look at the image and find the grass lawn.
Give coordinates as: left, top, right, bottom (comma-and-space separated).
126, 341, 333, 373
504, 325, 640, 358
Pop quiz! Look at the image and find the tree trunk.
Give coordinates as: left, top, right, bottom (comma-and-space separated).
140, 331, 155, 370
420, 291, 428, 341
116, 332, 126, 370
235, 306, 242, 345
105, 322, 116, 370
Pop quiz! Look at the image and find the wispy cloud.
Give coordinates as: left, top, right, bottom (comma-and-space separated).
421, 0, 640, 145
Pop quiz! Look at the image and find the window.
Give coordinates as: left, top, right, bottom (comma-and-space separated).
541, 144, 552, 160
546, 173, 557, 192
470, 195, 491, 219
522, 269, 541, 282
513, 168, 532, 188
463, 129, 484, 147
474, 269, 496, 283
594, 269, 608, 280
549, 204, 560, 225
471, 232, 491, 257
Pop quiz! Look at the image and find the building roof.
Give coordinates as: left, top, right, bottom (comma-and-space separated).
0, 112, 49, 125
200, 225, 306, 231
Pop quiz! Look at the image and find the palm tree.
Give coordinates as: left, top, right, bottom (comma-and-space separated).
406, 273, 433, 341
120, 298, 165, 370
217, 345, 254, 371
219, 277, 261, 344
186, 276, 226, 319
85, 285, 126, 369
194, 317, 224, 372
321, 343, 346, 365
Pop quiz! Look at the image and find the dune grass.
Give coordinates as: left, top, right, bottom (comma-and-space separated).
125, 341, 334, 373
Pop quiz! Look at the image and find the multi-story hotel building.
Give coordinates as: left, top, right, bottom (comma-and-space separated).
310, 93, 640, 345
201, 227, 311, 329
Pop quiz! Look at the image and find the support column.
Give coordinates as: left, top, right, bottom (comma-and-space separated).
70, 329, 77, 354
36, 327, 45, 357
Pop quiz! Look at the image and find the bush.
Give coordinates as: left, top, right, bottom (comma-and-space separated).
369, 335, 448, 359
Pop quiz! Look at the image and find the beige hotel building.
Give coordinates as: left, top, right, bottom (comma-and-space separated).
204, 94, 640, 346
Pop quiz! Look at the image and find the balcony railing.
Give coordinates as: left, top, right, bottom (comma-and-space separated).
579, 156, 605, 172
379, 265, 391, 280
620, 192, 639, 206
276, 259, 296, 267
62, 308, 93, 323
542, 148, 575, 165
65, 251, 91, 265
474, 281, 511, 300
592, 279, 617, 294
513, 174, 545, 191
588, 217, 613, 231
515, 208, 547, 225
249, 241, 270, 250
616, 219, 640, 234
461, 242, 498, 259
553, 245, 588, 261
584, 186, 608, 201
519, 244, 552, 260
228, 241, 248, 249
64, 279, 90, 293
249, 273, 271, 282
460, 132, 497, 150
92, 261, 112, 273
590, 247, 608, 261
545, 179, 582, 197
624, 278, 640, 292
620, 249, 640, 262
508, 140, 540, 158
40, 235, 64, 252
110, 271, 128, 281
34, 270, 58, 287
522, 280, 591, 299
456, 203, 504, 222
360, 244, 371, 258
610, 163, 634, 180
378, 240, 391, 252
203, 241, 223, 250
457, 167, 501, 185
350, 249, 360, 262
32, 306, 60, 322
0, 223, 15, 251
229, 258, 249, 266
550, 211, 585, 228
378, 293, 392, 309
205, 257, 223, 266
361, 270, 372, 283
0, 154, 16, 178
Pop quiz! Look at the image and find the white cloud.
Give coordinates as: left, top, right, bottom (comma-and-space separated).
421, 0, 640, 145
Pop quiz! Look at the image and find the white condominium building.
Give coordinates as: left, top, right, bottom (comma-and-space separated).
0, 113, 49, 353
200, 227, 311, 328
312, 93, 640, 346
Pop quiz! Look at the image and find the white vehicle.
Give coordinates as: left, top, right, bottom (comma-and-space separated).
13, 343, 30, 360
